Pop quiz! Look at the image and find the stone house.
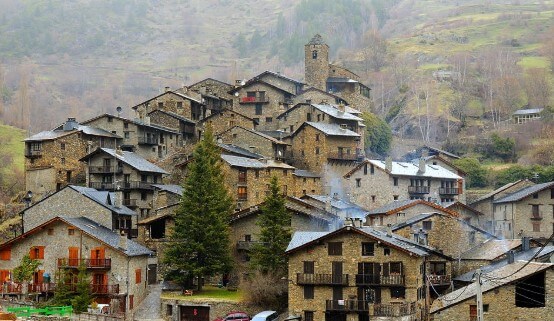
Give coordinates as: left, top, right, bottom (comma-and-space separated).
294, 87, 348, 106
512, 107, 544, 124
431, 262, 554, 321
218, 143, 264, 159
0, 216, 153, 314
81, 113, 181, 161
390, 212, 496, 275
343, 159, 465, 210
300, 194, 369, 221
402, 146, 461, 164
131, 88, 208, 122
21, 185, 136, 235
218, 126, 289, 161
147, 110, 196, 142
80, 148, 168, 220
469, 179, 535, 231
219, 154, 322, 211
197, 109, 258, 137
286, 224, 452, 321
249, 70, 304, 96
24, 118, 121, 197
364, 199, 460, 228
456, 239, 524, 276
490, 181, 554, 240
444, 201, 484, 227
229, 196, 339, 282
304, 34, 371, 112
186, 78, 236, 104
229, 79, 296, 130
288, 122, 362, 174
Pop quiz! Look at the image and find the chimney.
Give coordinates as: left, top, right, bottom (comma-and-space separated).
325, 197, 332, 213
165, 86, 170, 93
507, 250, 515, 264
522, 237, 531, 251
338, 103, 345, 113
118, 232, 128, 250
419, 158, 426, 173
63, 118, 79, 131
385, 157, 393, 172
345, 217, 355, 227
421, 148, 429, 158
115, 147, 124, 156
114, 190, 123, 208
144, 116, 151, 126
386, 224, 393, 237
306, 99, 312, 104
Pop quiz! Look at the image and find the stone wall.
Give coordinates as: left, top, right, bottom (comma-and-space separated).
258, 73, 300, 95
199, 111, 256, 137
304, 43, 329, 91
233, 83, 291, 131
277, 104, 360, 136
218, 126, 283, 159
160, 298, 261, 321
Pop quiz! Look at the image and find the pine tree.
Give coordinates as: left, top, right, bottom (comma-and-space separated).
71, 263, 92, 313
50, 269, 73, 307
251, 176, 291, 276
163, 126, 233, 291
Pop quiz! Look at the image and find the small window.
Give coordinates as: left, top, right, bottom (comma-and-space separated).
370, 164, 375, 174
244, 235, 251, 242
364, 164, 368, 175
315, 134, 320, 141
304, 311, 314, 321
393, 177, 399, 186
47, 228, 54, 235
312, 50, 318, 59
124, 132, 130, 139
158, 102, 163, 108
166, 305, 173, 316
533, 193, 539, 199
393, 195, 399, 200
304, 285, 314, 299
356, 178, 361, 188
266, 117, 273, 123
371, 195, 376, 202
141, 192, 147, 201
177, 102, 183, 108
328, 242, 342, 256
362, 242, 375, 256
107, 117, 113, 122
124, 122, 129, 129
303, 261, 315, 274
390, 287, 405, 299
315, 147, 320, 155
61, 158, 65, 165
422, 221, 432, 230
68, 228, 75, 236
60, 143, 66, 150
384, 248, 391, 256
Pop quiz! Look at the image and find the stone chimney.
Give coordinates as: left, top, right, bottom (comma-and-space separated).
63, 118, 79, 131
325, 197, 332, 213
114, 190, 123, 208
507, 250, 515, 264
385, 157, 393, 172
522, 237, 531, 251
338, 103, 346, 113
386, 224, 393, 237
419, 158, 426, 173
115, 147, 124, 156
421, 148, 429, 158
165, 86, 171, 93
118, 232, 128, 250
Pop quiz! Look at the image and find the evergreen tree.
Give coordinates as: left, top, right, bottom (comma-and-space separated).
362, 112, 392, 155
12, 254, 39, 283
163, 126, 233, 291
251, 176, 291, 276
71, 264, 92, 313
50, 269, 73, 307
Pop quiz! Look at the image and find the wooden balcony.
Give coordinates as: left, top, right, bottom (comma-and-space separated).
24, 150, 42, 158
531, 212, 543, 220
372, 302, 417, 317
428, 274, 451, 286
90, 284, 119, 294
236, 241, 266, 251
27, 283, 56, 293
239, 97, 269, 104
408, 186, 430, 194
88, 166, 123, 174
327, 152, 361, 161
90, 181, 154, 191
4, 282, 23, 294
123, 199, 137, 207
296, 273, 349, 286
325, 300, 369, 312
57, 258, 112, 269
138, 136, 158, 145
439, 187, 459, 195
355, 274, 405, 286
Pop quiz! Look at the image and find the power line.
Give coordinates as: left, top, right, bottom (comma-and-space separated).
431, 273, 474, 302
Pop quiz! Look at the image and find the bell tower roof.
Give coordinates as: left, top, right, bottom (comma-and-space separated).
307, 34, 326, 45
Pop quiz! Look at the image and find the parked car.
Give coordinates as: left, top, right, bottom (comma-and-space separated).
213, 311, 250, 321
251, 311, 278, 321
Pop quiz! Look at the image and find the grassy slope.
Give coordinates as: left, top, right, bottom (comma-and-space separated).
0, 123, 25, 173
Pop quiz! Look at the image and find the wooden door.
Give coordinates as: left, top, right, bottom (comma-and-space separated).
332, 261, 343, 284
91, 247, 105, 267
179, 306, 210, 321
68, 247, 79, 267
147, 264, 157, 285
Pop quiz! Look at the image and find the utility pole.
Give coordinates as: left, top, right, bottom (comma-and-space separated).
475, 269, 484, 321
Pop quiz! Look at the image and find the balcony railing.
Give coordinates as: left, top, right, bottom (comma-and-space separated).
88, 166, 123, 174
326, 300, 369, 312
27, 283, 56, 293
355, 274, 405, 286
57, 258, 112, 269
531, 212, 543, 220
91, 181, 154, 191
4, 282, 23, 293
236, 241, 266, 251
428, 274, 451, 285
327, 152, 361, 161
240, 97, 269, 104
123, 199, 137, 207
408, 186, 430, 194
296, 273, 349, 286
372, 302, 417, 317
89, 182, 116, 190
138, 136, 158, 145
439, 187, 459, 195
25, 150, 43, 158
90, 284, 119, 294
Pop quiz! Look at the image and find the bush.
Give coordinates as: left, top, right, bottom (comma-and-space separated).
453, 158, 488, 188
490, 133, 516, 162
362, 112, 392, 155
240, 271, 287, 311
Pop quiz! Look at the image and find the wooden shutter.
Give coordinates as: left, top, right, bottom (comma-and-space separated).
383, 263, 389, 277
0, 247, 10, 260
36, 270, 44, 284
458, 179, 463, 194
68, 247, 79, 266
38, 246, 45, 259
135, 269, 142, 284
0, 270, 10, 282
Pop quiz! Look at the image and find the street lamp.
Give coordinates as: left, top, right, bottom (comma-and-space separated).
21, 190, 33, 234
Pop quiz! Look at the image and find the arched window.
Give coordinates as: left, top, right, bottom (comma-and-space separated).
312, 50, 318, 59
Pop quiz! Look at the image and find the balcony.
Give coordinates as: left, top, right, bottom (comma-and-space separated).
428, 274, 451, 286
372, 302, 417, 317
327, 152, 362, 161
122, 181, 154, 190
90, 283, 119, 294
355, 274, 405, 286
239, 97, 269, 104
27, 283, 56, 293
89, 182, 116, 190
25, 150, 42, 158
296, 273, 349, 286
120, 228, 139, 239
326, 300, 369, 312
88, 166, 123, 174
57, 258, 112, 269
408, 186, 430, 194
123, 199, 137, 207
439, 187, 459, 195
236, 241, 266, 251
531, 212, 543, 220
138, 136, 158, 145
4, 282, 23, 293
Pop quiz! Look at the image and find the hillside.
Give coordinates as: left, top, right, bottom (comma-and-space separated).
0, 123, 25, 202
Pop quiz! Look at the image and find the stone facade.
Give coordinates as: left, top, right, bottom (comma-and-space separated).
366, 202, 459, 227
218, 126, 289, 161
0, 218, 150, 314
294, 88, 348, 106
305, 35, 330, 91
287, 227, 451, 321
160, 298, 261, 321
445, 202, 483, 227
198, 110, 257, 137
148, 110, 196, 142
255, 71, 304, 96
131, 90, 207, 122
187, 78, 236, 103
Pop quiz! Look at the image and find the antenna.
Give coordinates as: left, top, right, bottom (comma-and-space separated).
116, 106, 122, 117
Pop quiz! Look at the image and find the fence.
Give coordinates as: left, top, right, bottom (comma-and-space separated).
71, 312, 125, 321
7, 306, 73, 318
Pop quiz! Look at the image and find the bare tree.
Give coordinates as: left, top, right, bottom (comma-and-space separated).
524, 68, 552, 107
361, 31, 389, 73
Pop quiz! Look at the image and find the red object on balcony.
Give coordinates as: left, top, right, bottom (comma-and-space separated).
241, 96, 256, 102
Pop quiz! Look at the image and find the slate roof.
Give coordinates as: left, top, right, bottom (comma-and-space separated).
431, 261, 553, 313
70, 185, 136, 216
460, 239, 522, 261
286, 226, 439, 257
220, 126, 289, 145
152, 184, 183, 196
82, 148, 168, 174
308, 34, 326, 45
221, 154, 295, 169
61, 217, 153, 256
454, 246, 554, 283
148, 109, 195, 124
296, 87, 349, 105
130, 90, 203, 109
391, 213, 437, 231
470, 180, 531, 204
366, 200, 418, 215
513, 108, 544, 115
365, 199, 459, 217
351, 159, 461, 180
81, 113, 180, 134
311, 104, 363, 121
256, 70, 304, 85
25, 125, 120, 142
293, 170, 321, 178
302, 122, 360, 137
493, 181, 554, 204
218, 143, 264, 159
304, 195, 367, 211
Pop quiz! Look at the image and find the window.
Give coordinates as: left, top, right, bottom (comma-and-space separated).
68, 228, 75, 235
364, 164, 368, 175
533, 193, 539, 199
304, 285, 314, 299
61, 158, 65, 165
244, 234, 252, 242
238, 186, 247, 200
47, 228, 54, 235
141, 192, 147, 201
60, 143, 65, 150
304, 311, 314, 321
429, 262, 446, 275
255, 170, 259, 179
390, 287, 405, 299
393, 195, 399, 200
135, 269, 142, 284
158, 102, 163, 108
328, 242, 342, 255
422, 221, 433, 230
283, 169, 288, 176
238, 168, 247, 183
0, 247, 11, 260
124, 122, 129, 129
124, 131, 130, 139
362, 242, 375, 256
533, 222, 541, 232
29, 246, 45, 259
516, 271, 545, 307
166, 305, 173, 316
107, 116, 113, 122
370, 164, 375, 174
551, 188, 554, 199
265, 117, 272, 123
315, 147, 320, 155
356, 178, 361, 188
303, 261, 315, 274
312, 50, 318, 59
371, 195, 376, 202
532, 204, 540, 218
177, 101, 183, 108
384, 248, 391, 256
315, 134, 320, 141
255, 104, 263, 115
